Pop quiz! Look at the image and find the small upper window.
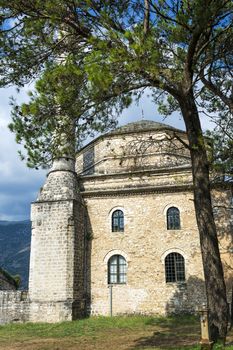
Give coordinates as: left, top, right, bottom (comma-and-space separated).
83, 146, 95, 175
108, 255, 127, 284
167, 207, 180, 230
165, 252, 185, 283
112, 210, 124, 232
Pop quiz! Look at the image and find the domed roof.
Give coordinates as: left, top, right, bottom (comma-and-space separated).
109, 120, 184, 135
77, 119, 185, 154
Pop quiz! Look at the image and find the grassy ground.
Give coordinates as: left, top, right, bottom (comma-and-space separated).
0, 315, 233, 350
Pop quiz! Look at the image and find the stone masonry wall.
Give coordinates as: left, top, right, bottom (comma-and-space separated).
29, 157, 86, 322
76, 130, 191, 175
212, 188, 233, 298
84, 190, 206, 316
78, 124, 232, 317
0, 291, 29, 324
72, 199, 87, 319
30, 200, 77, 302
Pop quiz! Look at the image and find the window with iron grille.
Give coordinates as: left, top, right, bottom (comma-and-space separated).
83, 146, 95, 175
108, 255, 127, 284
167, 207, 180, 230
112, 210, 124, 232
165, 252, 185, 283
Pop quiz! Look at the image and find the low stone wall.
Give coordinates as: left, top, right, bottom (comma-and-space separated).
0, 292, 87, 324
0, 291, 29, 324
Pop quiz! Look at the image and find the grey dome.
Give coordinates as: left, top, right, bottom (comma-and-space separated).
109, 120, 184, 135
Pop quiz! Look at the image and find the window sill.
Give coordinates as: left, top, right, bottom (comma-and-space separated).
167, 229, 181, 231
166, 281, 187, 287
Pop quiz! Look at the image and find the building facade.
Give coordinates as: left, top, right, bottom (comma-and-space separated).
27, 120, 233, 322
1, 120, 232, 323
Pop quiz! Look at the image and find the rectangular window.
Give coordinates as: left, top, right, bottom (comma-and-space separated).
165, 253, 185, 283
83, 146, 95, 175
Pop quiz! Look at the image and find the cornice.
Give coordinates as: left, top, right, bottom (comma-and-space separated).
81, 183, 194, 198
78, 165, 192, 182
32, 198, 84, 205
80, 181, 231, 198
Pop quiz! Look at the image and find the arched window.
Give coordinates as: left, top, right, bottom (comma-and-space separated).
165, 252, 185, 283
112, 210, 124, 232
167, 207, 180, 230
108, 255, 127, 284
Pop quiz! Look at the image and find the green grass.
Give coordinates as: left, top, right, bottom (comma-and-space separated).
0, 315, 153, 341
0, 315, 232, 350
0, 315, 197, 340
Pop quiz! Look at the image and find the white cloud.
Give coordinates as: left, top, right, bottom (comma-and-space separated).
0, 86, 46, 221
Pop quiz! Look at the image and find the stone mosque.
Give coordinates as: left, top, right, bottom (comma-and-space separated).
0, 120, 232, 323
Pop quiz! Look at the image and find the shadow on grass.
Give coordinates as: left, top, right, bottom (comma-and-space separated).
129, 275, 207, 349
129, 315, 200, 350
129, 316, 233, 350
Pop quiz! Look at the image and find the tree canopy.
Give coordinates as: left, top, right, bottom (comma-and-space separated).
207, 113, 233, 178
8, 62, 131, 167
0, 0, 231, 167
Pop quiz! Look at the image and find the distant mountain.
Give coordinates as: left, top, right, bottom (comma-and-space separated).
0, 220, 31, 290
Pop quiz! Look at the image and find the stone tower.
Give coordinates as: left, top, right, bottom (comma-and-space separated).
29, 156, 86, 322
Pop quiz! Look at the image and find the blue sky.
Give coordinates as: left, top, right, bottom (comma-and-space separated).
0, 86, 214, 221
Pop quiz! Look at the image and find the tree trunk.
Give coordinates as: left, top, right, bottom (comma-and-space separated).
180, 92, 228, 341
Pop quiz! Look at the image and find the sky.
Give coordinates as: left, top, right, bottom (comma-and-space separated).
0, 86, 215, 221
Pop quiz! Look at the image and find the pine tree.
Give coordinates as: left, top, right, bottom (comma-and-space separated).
1, 0, 233, 340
